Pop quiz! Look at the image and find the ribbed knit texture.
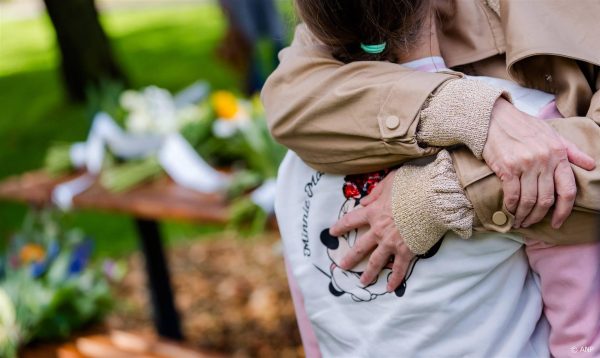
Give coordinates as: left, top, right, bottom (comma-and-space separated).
417, 79, 510, 159
391, 150, 474, 255
486, 0, 501, 17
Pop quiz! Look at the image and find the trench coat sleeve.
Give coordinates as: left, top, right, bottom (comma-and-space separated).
587, 79, 600, 125
452, 117, 600, 245
262, 24, 460, 174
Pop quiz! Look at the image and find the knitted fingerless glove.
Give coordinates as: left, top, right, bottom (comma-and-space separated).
391, 150, 474, 255
417, 79, 511, 159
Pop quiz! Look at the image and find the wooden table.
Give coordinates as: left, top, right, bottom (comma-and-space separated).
0, 170, 232, 341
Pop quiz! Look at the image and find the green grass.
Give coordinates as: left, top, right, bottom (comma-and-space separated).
0, 3, 294, 257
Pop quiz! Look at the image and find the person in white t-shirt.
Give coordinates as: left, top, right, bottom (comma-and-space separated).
271, 1, 600, 357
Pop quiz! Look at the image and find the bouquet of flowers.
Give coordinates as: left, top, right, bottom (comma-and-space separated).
43, 82, 286, 234
45, 82, 208, 183
0, 211, 123, 358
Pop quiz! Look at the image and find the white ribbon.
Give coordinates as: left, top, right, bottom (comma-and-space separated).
52, 174, 95, 210
69, 142, 88, 169
93, 112, 163, 159
174, 81, 210, 108
71, 112, 164, 174
158, 133, 230, 193
250, 178, 277, 214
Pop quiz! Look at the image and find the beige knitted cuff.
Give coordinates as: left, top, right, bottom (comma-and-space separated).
391, 150, 474, 255
416, 79, 510, 159
486, 0, 500, 17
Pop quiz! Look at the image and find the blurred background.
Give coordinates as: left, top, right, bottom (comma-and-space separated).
0, 0, 304, 356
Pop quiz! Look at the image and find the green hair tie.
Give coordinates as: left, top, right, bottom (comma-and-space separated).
360, 42, 387, 54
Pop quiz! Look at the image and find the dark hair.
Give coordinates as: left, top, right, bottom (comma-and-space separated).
294, 0, 430, 63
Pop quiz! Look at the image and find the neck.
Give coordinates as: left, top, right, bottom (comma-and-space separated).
396, 10, 442, 63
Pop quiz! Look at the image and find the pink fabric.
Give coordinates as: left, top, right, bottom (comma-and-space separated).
529, 99, 600, 356
526, 240, 600, 357
538, 100, 564, 120
284, 260, 322, 358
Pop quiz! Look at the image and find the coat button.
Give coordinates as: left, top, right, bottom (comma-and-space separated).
385, 115, 400, 130
492, 211, 508, 226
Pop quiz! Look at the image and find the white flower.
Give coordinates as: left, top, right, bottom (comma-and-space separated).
176, 106, 202, 127
122, 86, 182, 136
212, 105, 251, 139
120, 90, 144, 112
144, 86, 178, 135
212, 120, 238, 138
0, 288, 18, 351
126, 112, 153, 134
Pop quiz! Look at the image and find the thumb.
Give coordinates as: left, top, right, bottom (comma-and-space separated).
563, 139, 596, 171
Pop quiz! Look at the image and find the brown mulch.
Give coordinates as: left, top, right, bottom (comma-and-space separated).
105, 233, 304, 358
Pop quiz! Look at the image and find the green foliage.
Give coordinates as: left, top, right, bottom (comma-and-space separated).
0, 211, 115, 355
227, 197, 269, 237
100, 156, 163, 193
0, 5, 239, 254
44, 143, 74, 177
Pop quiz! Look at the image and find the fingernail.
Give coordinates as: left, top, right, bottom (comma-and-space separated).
386, 285, 394, 293
522, 223, 530, 228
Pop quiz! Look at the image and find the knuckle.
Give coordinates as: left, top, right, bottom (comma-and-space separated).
340, 215, 351, 228
505, 193, 519, 205
394, 239, 407, 252
559, 186, 577, 201
354, 247, 365, 256
521, 197, 537, 207
538, 196, 555, 208
372, 224, 385, 238
501, 160, 517, 174
381, 240, 395, 251
506, 198, 519, 208
489, 162, 502, 174
550, 144, 568, 158
537, 152, 550, 163
521, 155, 535, 167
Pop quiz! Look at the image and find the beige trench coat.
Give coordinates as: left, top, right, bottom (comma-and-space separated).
262, 0, 600, 244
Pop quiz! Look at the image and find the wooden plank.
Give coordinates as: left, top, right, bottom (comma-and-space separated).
0, 170, 81, 206
0, 171, 230, 223
73, 177, 230, 223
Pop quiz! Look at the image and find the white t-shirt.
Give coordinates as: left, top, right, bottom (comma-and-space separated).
275, 57, 552, 357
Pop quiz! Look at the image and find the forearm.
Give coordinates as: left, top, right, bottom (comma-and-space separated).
451, 114, 600, 247
264, 29, 513, 175
417, 79, 510, 159
391, 115, 600, 254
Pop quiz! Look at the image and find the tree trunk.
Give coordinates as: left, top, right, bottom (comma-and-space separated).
43, 0, 127, 102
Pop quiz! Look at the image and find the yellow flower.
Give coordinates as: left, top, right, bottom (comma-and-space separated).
20, 244, 45, 264
211, 91, 239, 120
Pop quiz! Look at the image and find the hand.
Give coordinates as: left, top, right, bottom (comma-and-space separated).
329, 170, 415, 292
483, 98, 595, 229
